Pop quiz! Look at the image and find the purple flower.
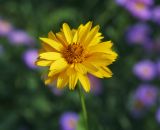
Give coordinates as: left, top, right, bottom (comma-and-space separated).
8, 30, 34, 45
59, 112, 79, 130
115, 0, 129, 6
152, 6, 160, 25
135, 84, 158, 107
129, 83, 158, 118
0, 19, 13, 36
125, 1, 151, 20
137, 0, 154, 6
129, 99, 146, 118
133, 60, 156, 81
22, 49, 38, 69
116, 0, 153, 6
89, 75, 102, 95
116, 0, 153, 20
126, 23, 150, 44
156, 108, 160, 123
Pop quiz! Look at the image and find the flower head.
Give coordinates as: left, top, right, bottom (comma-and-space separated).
8, 30, 34, 45
134, 84, 158, 107
59, 112, 79, 130
23, 49, 38, 69
129, 98, 145, 118
126, 23, 150, 44
125, 1, 151, 21
116, 0, 154, 6
133, 60, 156, 81
116, 0, 129, 6
129, 84, 158, 118
36, 22, 118, 92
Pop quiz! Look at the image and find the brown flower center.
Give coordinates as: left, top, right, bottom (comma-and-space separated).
62, 43, 86, 64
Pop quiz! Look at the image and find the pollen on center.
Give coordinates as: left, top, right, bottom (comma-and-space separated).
62, 43, 86, 64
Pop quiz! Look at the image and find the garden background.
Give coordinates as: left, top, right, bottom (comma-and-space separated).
0, 0, 160, 130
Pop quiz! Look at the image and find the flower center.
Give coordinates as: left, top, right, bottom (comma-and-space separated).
68, 118, 77, 128
62, 43, 86, 64
135, 3, 145, 10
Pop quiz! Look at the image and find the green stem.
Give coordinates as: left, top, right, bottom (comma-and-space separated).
77, 82, 89, 130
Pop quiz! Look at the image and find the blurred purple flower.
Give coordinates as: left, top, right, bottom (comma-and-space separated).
125, 1, 151, 20
0, 19, 13, 36
22, 49, 38, 69
135, 84, 158, 107
130, 99, 145, 118
138, 0, 154, 5
8, 30, 34, 45
89, 75, 102, 95
60, 112, 79, 130
116, 0, 153, 6
116, 0, 129, 6
129, 84, 158, 118
152, 6, 160, 25
156, 108, 160, 123
126, 23, 150, 44
133, 60, 156, 81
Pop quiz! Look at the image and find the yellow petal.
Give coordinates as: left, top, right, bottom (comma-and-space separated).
48, 31, 58, 41
39, 52, 62, 60
72, 31, 78, 43
56, 32, 68, 47
83, 25, 100, 46
87, 33, 103, 47
85, 53, 109, 66
40, 38, 63, 51
66, 64, 75, 75
44, 74, 58, 85
100, 66, 112, 78
82, 61, 98, 73
78, 21, 92, 43
41, 42, 55, 52
91, 66, 112, 78
78, 73, 90, 92
48, 58, 68, 76
74, 63, 87, 74
88, 41, 113, 53
69, 73, 78, 90
87, 51, 117, 66
72, 29, 76, 36
89, 70, 104, 78
57, 72, 69, 88
62, 23, 73, 44
36, 60, 52, 66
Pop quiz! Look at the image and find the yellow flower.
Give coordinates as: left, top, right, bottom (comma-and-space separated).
36, 21, 118, 92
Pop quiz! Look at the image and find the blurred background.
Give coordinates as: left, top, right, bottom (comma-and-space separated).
0, 0, 160, 130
